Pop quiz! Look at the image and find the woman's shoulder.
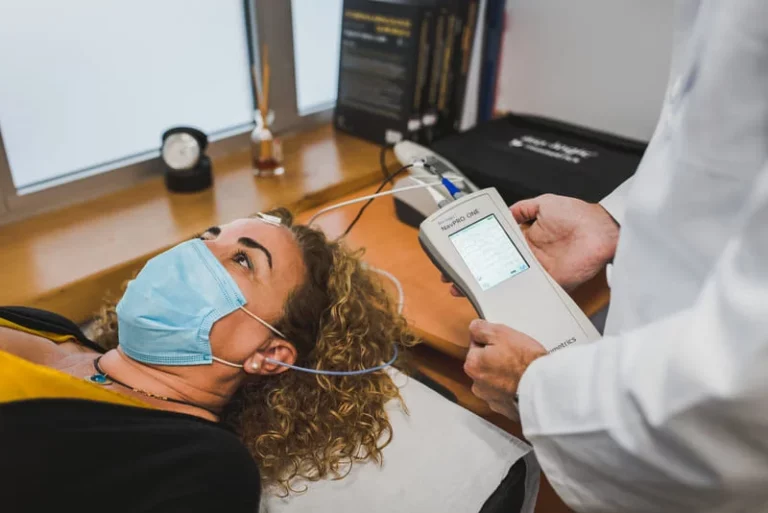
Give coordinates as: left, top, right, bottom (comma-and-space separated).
0, 306, 103, 365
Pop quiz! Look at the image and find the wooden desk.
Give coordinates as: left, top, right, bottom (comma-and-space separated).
0, 125, 384, 323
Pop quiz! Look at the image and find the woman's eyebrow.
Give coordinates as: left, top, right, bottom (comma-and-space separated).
204, 226, 221, 236
238, 237, 273, 270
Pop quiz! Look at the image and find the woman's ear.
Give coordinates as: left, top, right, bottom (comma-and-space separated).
243, 338, 297, 376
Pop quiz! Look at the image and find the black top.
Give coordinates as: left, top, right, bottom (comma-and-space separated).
0, 307, 261, 513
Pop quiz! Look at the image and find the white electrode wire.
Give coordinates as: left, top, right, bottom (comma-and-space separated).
307, 179, 465, 227
368, 266, 405, 314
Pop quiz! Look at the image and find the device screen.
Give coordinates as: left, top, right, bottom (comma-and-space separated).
449, 214, 529, 291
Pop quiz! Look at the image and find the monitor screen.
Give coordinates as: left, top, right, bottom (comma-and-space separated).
449, 214, 529, 291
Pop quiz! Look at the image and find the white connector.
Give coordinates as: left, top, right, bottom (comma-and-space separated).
384, 130, 404, 144
409, 175, 446, 205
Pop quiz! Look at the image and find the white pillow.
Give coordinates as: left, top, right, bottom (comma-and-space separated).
261, 369, 540, 513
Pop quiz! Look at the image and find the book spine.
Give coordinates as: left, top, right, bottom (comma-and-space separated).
410, 8, 435, 138
432, 0, 465, 141
436, 7, 458, 115
478, 0, 506, 123
421, 3, 448, 144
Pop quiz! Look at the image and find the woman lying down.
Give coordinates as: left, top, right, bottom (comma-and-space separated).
0, 208, 418, 513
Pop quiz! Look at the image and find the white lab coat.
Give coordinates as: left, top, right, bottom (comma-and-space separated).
517, 1, 768, 511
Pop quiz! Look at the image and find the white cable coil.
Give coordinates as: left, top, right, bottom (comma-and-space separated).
367, 265, 405, 314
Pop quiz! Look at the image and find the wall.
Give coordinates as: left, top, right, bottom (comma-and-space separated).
495, 0, 675, 141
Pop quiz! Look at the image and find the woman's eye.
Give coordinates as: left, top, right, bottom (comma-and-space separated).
233, 251, 252, 270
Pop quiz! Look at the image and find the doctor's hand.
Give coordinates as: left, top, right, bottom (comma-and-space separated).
511, 194, 619, 290
464, 319, 547, 420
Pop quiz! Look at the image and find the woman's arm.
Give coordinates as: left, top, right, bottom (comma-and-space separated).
0, 306, 103, 362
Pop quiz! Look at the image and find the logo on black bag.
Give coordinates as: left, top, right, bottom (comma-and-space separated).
508, 135, 598, 164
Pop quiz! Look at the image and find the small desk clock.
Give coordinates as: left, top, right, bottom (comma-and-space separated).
161, 127, 212, 193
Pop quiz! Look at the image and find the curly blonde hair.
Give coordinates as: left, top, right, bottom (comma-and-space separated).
89, 208, 419, 495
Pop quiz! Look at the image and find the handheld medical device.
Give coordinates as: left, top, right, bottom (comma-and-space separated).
419, 187, 600, 352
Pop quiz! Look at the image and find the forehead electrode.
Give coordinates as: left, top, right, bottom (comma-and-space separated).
256, 212, 283, 226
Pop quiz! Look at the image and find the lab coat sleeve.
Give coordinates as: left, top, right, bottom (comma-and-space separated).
599, 178, 632, 287
518, 165, 768, 512
598, 178, 633, 225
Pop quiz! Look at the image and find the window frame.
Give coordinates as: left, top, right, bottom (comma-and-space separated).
0, 0, 336, 226
0, 132, 10, 215
252, 0, 335, 136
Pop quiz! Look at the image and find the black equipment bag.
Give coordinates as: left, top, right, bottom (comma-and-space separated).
431, 113, 647, 205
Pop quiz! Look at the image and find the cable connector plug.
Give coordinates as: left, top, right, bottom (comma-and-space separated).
441, 176, 463, 199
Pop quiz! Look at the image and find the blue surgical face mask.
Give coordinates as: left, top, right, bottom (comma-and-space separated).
117, 239, 285, 367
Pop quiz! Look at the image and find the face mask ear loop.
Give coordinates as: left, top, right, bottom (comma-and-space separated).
238, 306, 288, 339
211, 356, 244, 369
